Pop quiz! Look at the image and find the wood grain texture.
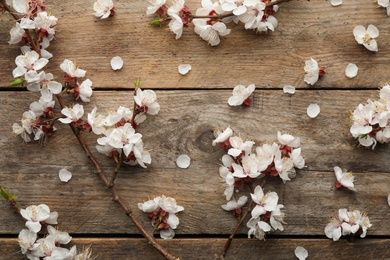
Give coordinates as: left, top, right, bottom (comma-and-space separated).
0, 90, 389, 236
1, 238, 390, 259
1, 0, 390, 89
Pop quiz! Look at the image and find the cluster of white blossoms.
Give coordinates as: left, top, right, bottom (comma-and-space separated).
18, 204, 93, 259
138, 195, 184, 239
90, 88, 160, 167
214, 128, 303, 238
12, 59, 93, 143
246, 185, 285, 240
215, 128, 304, 190
350, 84, 390, 149
146, 0, 280, 46
8, 0, 57, 59
325, 208, 372, 241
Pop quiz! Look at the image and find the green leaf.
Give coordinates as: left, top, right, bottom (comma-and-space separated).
134, 78, 141, 88
9, 78, 25, 87
150, 19, 161, 26
0, 187, 17, 201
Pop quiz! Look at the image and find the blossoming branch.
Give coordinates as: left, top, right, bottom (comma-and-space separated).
146, 0, 292, 46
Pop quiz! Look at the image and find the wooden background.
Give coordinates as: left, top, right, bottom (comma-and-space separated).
1, 0, 390, 259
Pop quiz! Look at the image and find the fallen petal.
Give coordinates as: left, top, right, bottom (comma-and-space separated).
345, 63, 358, 78
295, 246, 308, 260
59, 168, 72, 182
388, 194, 390, 207
330, 0, 342, 6
176, 154, 191, 169
111, 56, 124, 70
307, 104, 320, 118
178, 64, 191, 75
283, 85, 296, 94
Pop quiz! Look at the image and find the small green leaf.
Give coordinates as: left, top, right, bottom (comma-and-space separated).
150, 19, 161, 26
9, 78, 25, 87
0, 187, 17, 201
134, 78, 141, 88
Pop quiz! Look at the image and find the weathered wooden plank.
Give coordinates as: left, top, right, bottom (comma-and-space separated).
1, 1, 390, 89
1, 238, 390, 259
0, 90, 389, 236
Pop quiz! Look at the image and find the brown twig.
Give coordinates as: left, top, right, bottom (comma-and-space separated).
109, 155, 123, 186
55, 94, 177, 260
220, 199, 254, 260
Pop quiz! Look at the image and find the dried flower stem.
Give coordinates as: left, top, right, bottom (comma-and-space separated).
109, 155, 123, 186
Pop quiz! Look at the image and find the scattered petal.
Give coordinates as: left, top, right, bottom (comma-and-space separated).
59, 168, 72, 182
295, 246, 308, 260
330, 0, 342, 6
388, 194, 390, 207
307, 104, 320, 118
111, 56, 123, 70
345, 63, 358, 78
283, 85, 296, 94
178, 64, 191, 75
176, 154, 191, 169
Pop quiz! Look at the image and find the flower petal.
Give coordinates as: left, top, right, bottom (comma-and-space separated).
367, 24, 379, 38
295, 246, 308, 260
307, 104, 320, 118
59, 168, 72, 182
330, 0, 342, 6
178, 64, 191, 75
283, 85, 296, 94
345, 63, 358, 78
110, 56, 124, 70
176, 154, 191, 169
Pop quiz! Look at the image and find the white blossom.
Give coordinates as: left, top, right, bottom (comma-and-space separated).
228, 84, 255, 106
87, 107, 106, 135
378, 0, 390, 16
221, 195, 248, 211
60, 59, 86, 78
20, 204, 58, 233
134, 89, 160, 115
18, 229, 37, 254
34, 12, 58, 38
250, 185, 278, 218
147, 0, 166, 15
8, 22, 25, 44
334, 166, 356, 191
13, 51, 49, 78
77, 79, 93, 102
247, 218, 271, 240
59, 104, 84, 124
193, 19, 231, 46
304, 58, 319, 85
212, 127, 233, 146
25, 71, 62, 102
94, 0, 114, 19
353, 25, 379, 52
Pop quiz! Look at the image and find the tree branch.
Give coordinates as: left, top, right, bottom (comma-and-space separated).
220, 199, 254, 260
55, 94, 178, 260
